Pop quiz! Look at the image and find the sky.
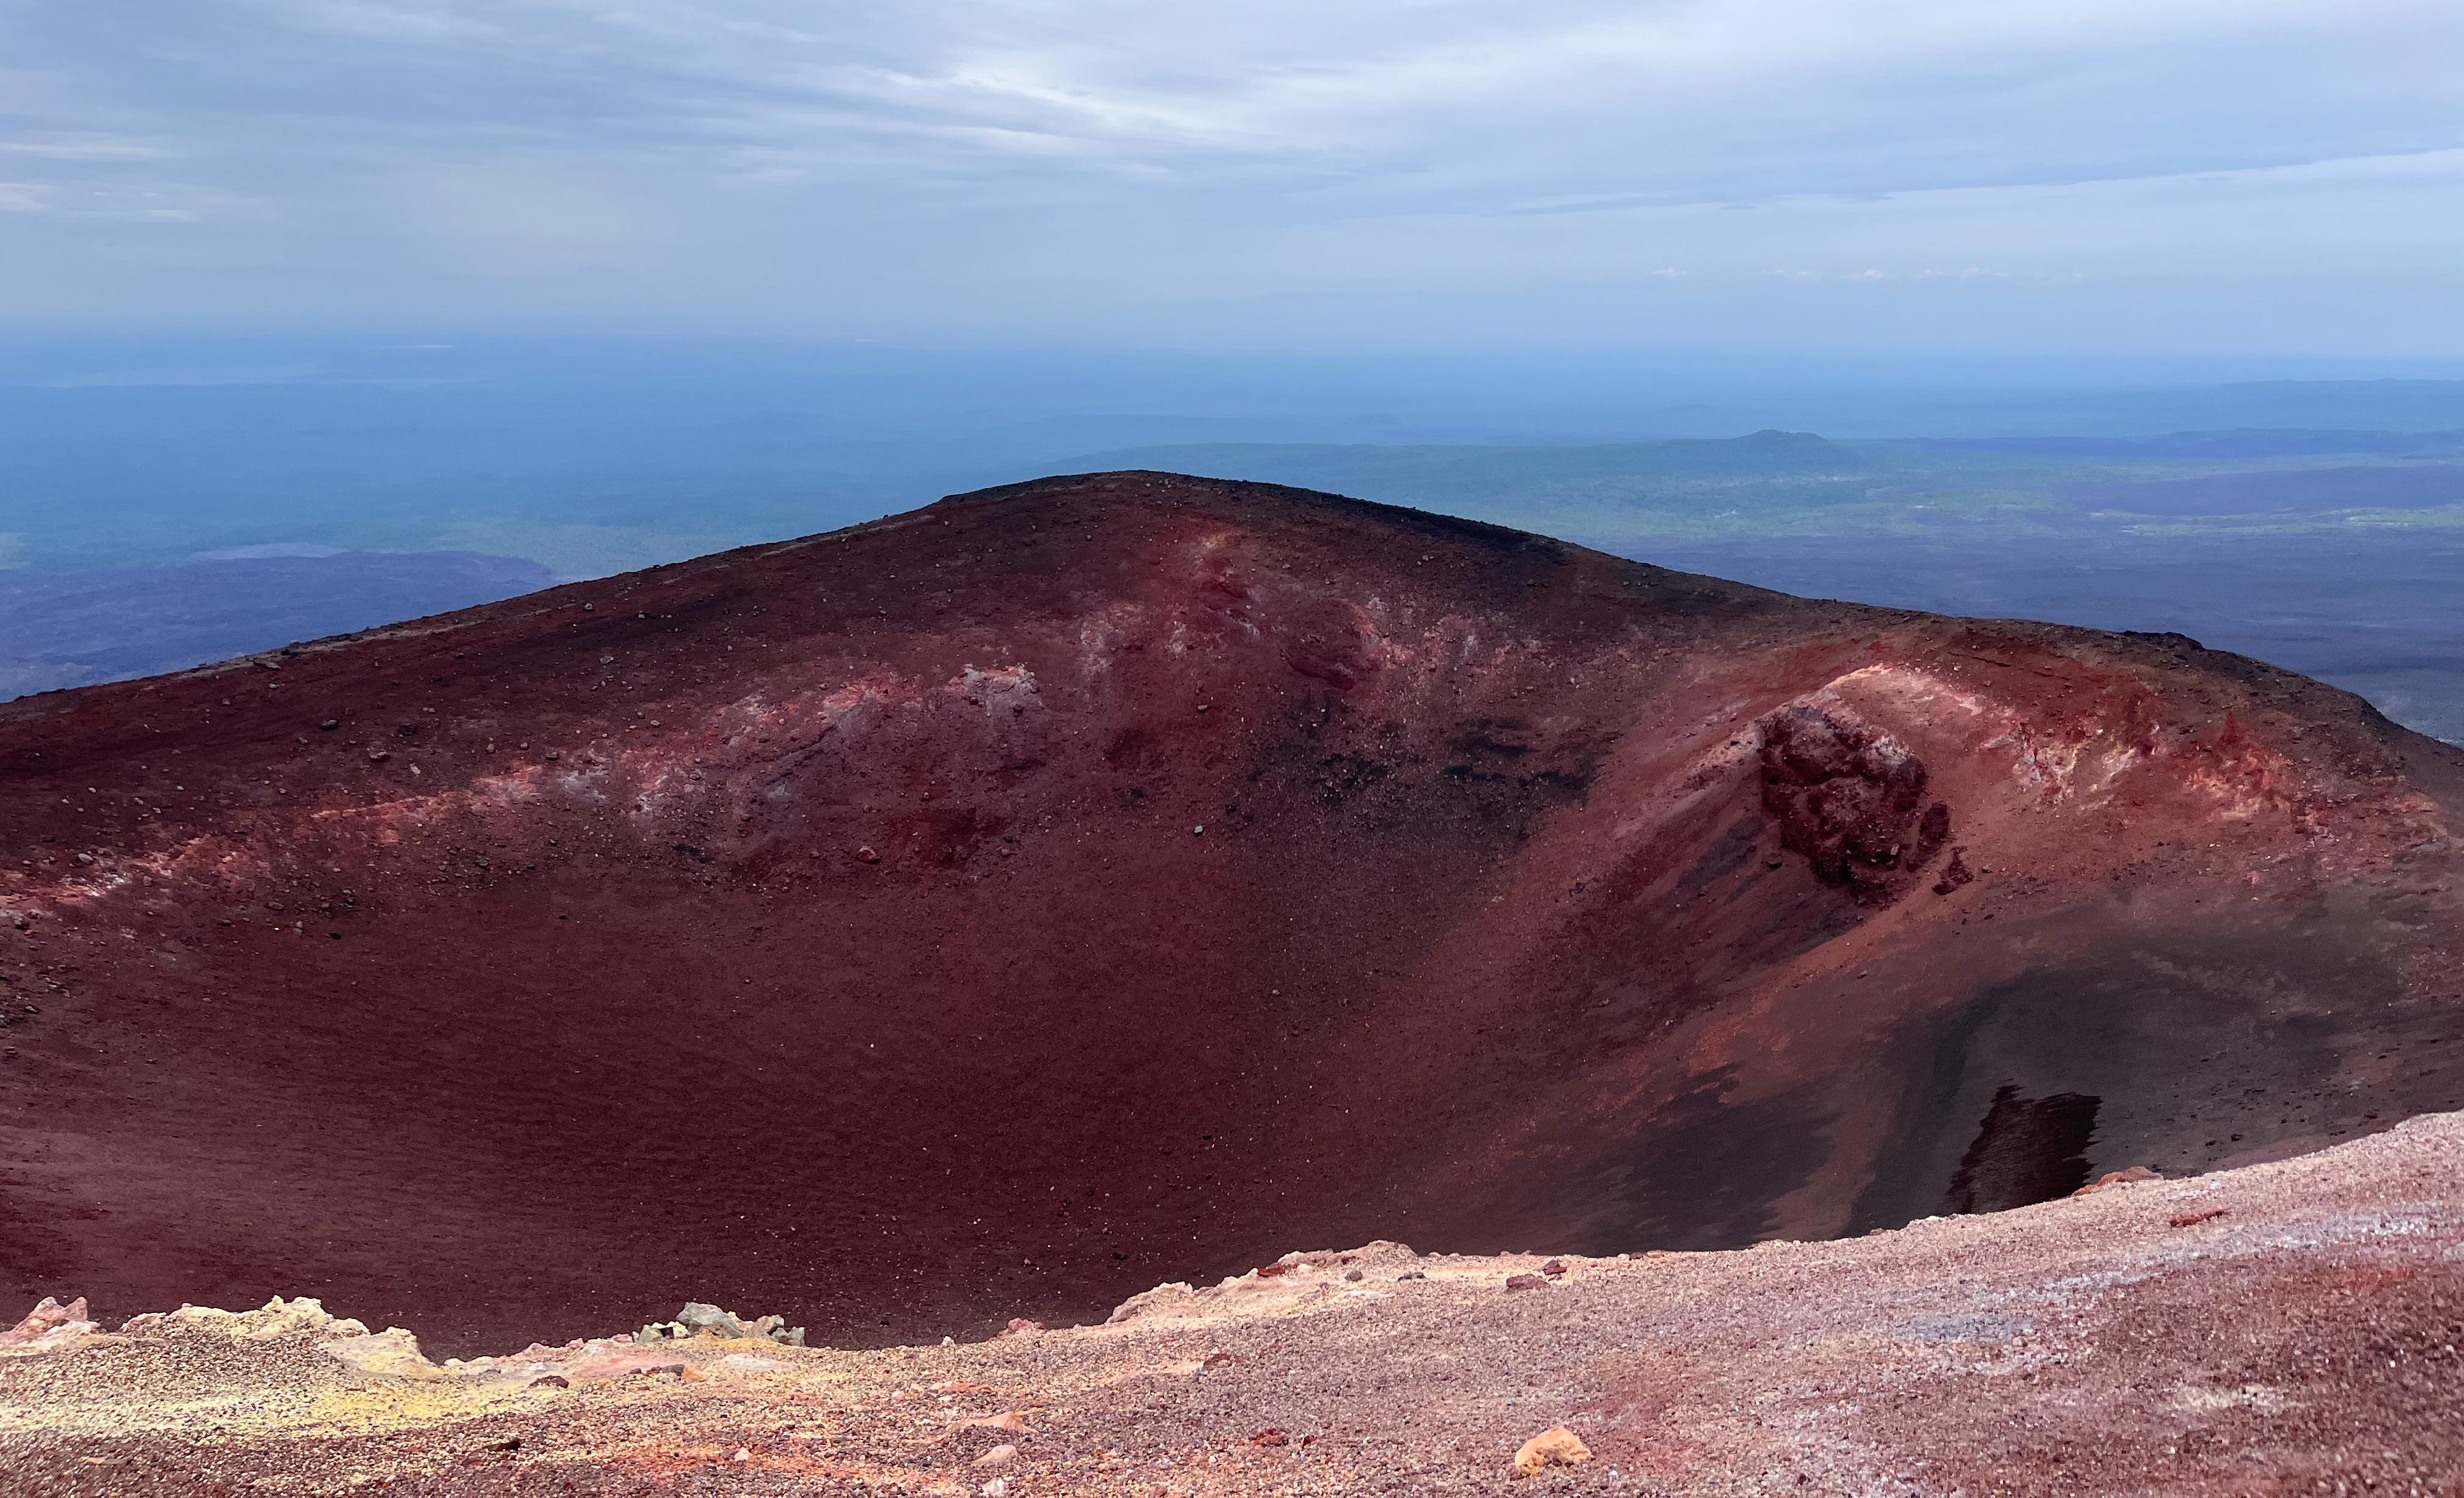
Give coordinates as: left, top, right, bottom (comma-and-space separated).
4, 1, 2463, 358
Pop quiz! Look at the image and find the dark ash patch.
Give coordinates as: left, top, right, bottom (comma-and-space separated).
1942, 1085, 2100, 1213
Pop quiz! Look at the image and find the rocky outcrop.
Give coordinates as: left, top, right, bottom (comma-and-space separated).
1755, 701, 1948, 902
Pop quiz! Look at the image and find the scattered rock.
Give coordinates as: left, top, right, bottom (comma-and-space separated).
0, 1296, 95, 1353
856, 845, 880, 864
1513, 1425, 1592, 1478
2073, 1165, 2163, 1196
963, 1411, 1030, 1434
529, 1374, 569, 1389
324, 1326, 431, 1378
319, 720, 339, 731
972, 1443, 1019, 1467
676, 1302, 749, 1339
1505, 1273, 1546, 1291
648, 1303, 805, 1346
1000, 1317, 1042, 1336
1541, 1259, 1568, 1277
1342, 1267, 1364, 1282
1933, 847, 1977, 896
1248, 1428, 1289, 1447
2169, 1206, 2230, 1228
154, 1297, 368, 1345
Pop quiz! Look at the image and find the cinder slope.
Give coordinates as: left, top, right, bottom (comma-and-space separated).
1, 472, 2459, 1356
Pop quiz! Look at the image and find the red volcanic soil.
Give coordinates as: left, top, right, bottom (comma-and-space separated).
2, 471, 2461, 1358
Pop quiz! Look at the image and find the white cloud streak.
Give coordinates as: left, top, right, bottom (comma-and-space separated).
2, 0, 2460, 349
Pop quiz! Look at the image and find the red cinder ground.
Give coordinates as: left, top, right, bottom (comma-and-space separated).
1, 472, 2460, 1357
2, 1116, 2460, 1495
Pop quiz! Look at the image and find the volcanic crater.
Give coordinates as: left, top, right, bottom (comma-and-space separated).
3, 471, 2461, 1357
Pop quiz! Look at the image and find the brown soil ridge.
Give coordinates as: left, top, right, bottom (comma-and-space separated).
1, 470, 2461, 1357
1, 1112, 2458, 1494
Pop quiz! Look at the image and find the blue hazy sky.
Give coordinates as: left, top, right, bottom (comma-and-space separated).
5, 0, 2462, 359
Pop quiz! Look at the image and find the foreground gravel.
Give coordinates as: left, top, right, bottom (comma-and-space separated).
2, 1113, 2459, 1496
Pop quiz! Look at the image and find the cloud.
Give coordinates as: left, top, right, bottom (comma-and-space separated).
4, 135, 175, 161
258, 0, 502, 45
0, 172, 241, 222
2, 0, 2460, 351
